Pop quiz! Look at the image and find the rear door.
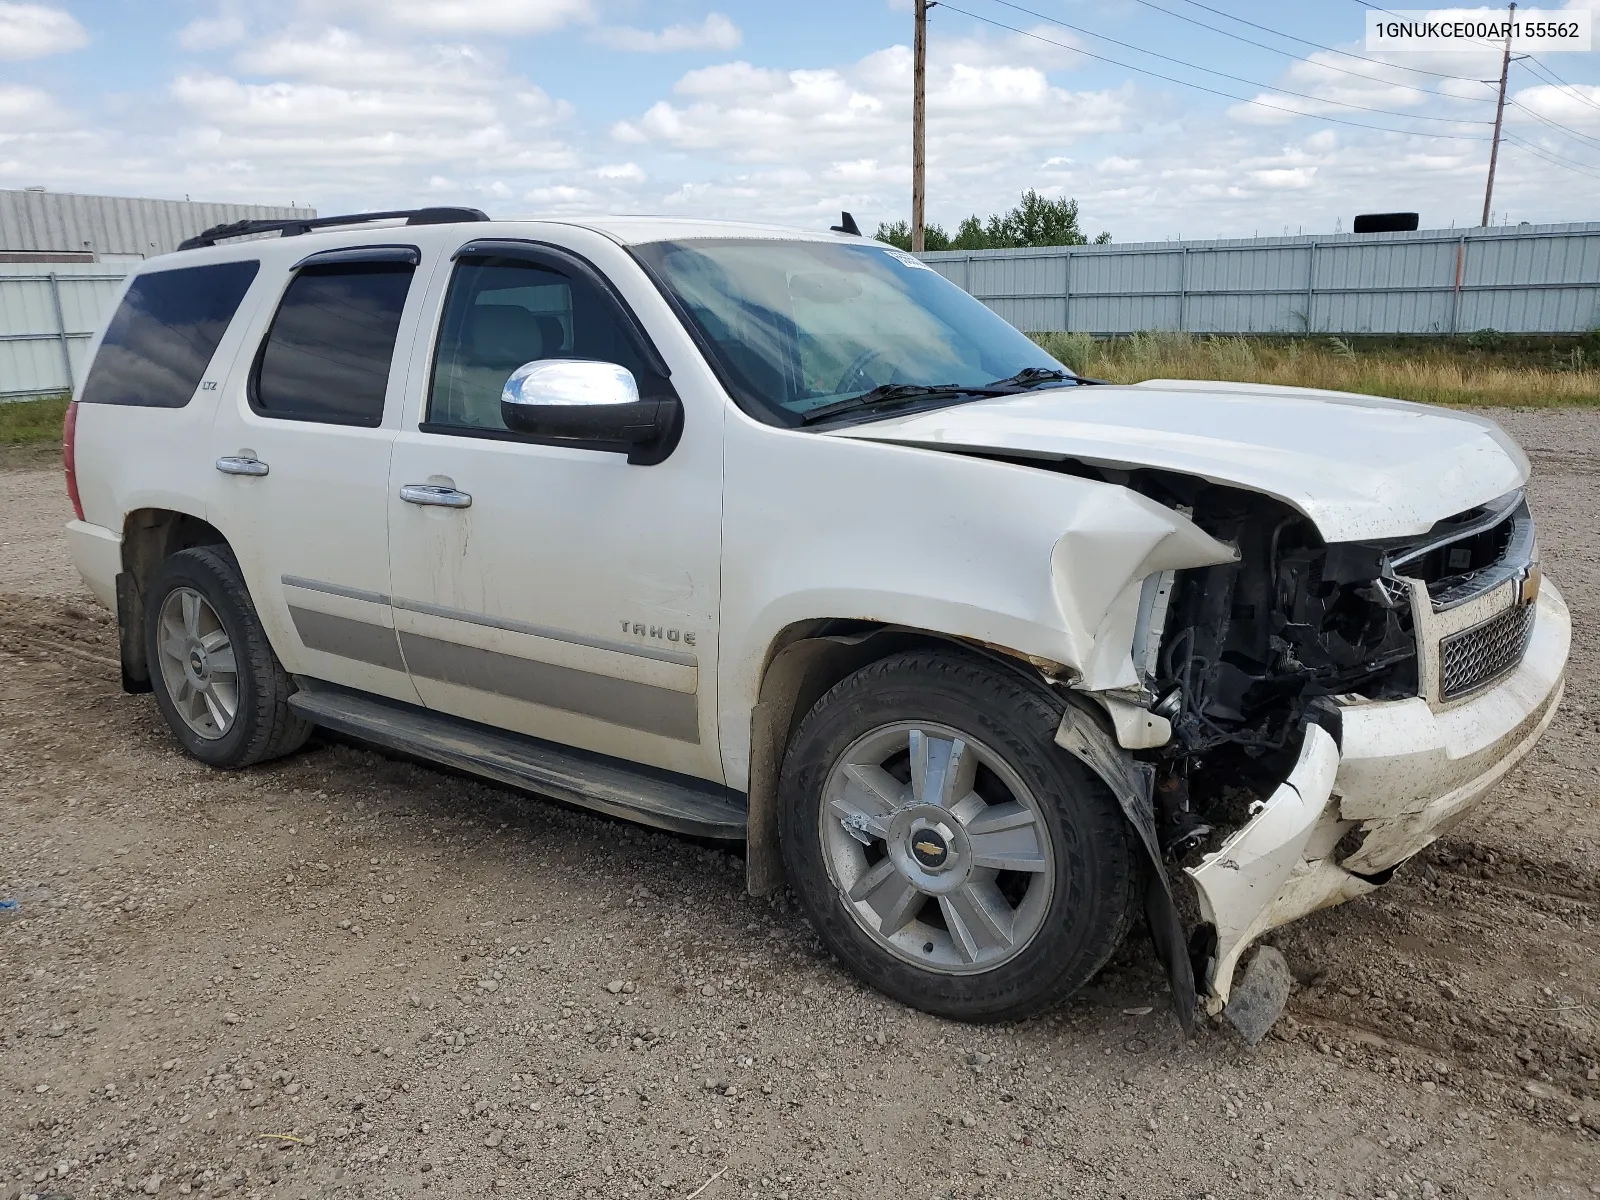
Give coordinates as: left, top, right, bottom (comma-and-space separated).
206, 244, 432, 702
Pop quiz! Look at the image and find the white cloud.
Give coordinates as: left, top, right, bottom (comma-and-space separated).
233, 27, 502, 89
1510, 81, 1600, 126
0, 7, 1590, 241
614, 43, 1130, 167
1250, 166, 1319, 189
305, 0, 594, 35
178, 15, 247, 51
0, 2, 87, 60
593, 161, 645, 182
594, 13, 741, 53
0, 82, 60, 123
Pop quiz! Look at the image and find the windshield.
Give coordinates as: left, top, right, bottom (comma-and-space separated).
631, 238, 1073, 422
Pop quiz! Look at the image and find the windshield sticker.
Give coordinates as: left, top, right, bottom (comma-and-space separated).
881, 247, 935, 272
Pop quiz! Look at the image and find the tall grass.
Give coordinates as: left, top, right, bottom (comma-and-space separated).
1029, 331, 1600, 408
0, 394, 69, 445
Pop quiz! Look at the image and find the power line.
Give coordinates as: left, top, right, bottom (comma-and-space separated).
1502, 132, 1600, 180
938, 3, 1491, 139
1124, 0, 1497, 99
1507, 97, 1600, 152
1518, 57, 1600, 116
1180, 0, 1498, 83
977, 0, 1494, 125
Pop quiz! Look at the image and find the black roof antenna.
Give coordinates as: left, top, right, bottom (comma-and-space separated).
830, 211, 862, 236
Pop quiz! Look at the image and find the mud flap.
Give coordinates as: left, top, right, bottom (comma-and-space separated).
116, 571, 152, 694
1055, 704, 1197, 1033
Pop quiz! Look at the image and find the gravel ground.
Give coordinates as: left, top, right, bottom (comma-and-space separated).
2, 408, 1598, 1200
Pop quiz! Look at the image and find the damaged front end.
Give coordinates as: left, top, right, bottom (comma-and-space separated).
1061, 470, 1551, 1031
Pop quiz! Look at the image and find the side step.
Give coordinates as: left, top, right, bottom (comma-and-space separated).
288, 680, 747, 840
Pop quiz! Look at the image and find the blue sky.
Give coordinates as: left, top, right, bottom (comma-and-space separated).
2, 0, 1598, 242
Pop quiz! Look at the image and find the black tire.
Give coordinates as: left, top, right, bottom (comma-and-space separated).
144, 544, 312, 769
778, 648, 1139, 1022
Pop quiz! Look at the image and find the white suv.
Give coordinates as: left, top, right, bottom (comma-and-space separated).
62, 207, 1569, 1031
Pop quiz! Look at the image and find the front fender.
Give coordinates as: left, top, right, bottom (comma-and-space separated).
718, 425, 1235, 788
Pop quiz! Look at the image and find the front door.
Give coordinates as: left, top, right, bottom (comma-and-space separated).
207, 245, 430, 703
385, 237, 724, 781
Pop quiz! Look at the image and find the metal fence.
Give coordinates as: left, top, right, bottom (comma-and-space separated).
0, 262, 128, 400
8, 218, 1600, 401
0, 189, 315, 401
920, 221, 1600, 336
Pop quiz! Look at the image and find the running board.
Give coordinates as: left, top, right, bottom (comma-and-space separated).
288, 680, 747, 840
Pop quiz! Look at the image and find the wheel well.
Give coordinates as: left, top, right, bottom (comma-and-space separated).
743, 621, 1052, 897
115, 509, 231, 692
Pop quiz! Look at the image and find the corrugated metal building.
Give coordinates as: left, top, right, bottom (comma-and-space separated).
1, 188, 315, 398
920, 221, 1600, 336
0, 187, 313, 263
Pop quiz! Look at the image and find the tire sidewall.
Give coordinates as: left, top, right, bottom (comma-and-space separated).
779, 652, 1134, 1022
144, 549, 267, 767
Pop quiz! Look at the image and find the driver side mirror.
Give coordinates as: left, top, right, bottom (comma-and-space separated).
500, 359, 683, 465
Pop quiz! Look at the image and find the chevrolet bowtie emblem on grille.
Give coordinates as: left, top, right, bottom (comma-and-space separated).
1520, 562, 1542, 606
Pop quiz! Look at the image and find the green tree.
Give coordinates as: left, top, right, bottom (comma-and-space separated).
882, 191, 1110, 252
873, 219, 950, 251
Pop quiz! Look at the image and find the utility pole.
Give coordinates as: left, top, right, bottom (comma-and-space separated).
912, 0, 929, 252
1482, 1, 1515, 228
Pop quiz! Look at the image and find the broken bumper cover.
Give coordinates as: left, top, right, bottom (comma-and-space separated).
1188, 578, 1569, 1011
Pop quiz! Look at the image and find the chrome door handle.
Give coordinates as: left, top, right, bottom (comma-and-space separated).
215, 456, 269, 477
400, 483, 472, 509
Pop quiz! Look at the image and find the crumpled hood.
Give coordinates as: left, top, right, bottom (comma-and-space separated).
825, 378, 1530, 542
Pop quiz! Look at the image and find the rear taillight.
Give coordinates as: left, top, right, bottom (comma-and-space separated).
63, 399, 84, 522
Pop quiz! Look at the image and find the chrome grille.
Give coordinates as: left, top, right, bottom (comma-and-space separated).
1439, 602, 1535, 700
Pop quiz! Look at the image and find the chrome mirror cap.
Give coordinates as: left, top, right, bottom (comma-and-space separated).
502, 358, 640, 410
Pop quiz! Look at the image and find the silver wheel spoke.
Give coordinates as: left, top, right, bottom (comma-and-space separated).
201, 686, 227, 730
181, 590, 201, 639
156, 587, 238, 741
908, 729, 977, 809
966, 801, 1050, 872
821, 719, 1054, 976
940, 881, 1015, 964
827, 762, 904, 842
160, 630, 187, 664
848, 858, 924, 937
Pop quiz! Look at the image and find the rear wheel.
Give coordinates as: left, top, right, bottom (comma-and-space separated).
145, 545, 311, 768
779, 649, 1138, 1022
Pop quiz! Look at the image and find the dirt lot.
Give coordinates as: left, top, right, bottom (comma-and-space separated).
2, 409, 1598, 1200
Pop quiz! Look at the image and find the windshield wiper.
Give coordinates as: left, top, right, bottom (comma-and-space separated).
985, 366, 1077, 390
798, 382, 1008, 425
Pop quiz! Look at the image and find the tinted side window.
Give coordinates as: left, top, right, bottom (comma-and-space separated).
78, 260, 259, 408
253, 262, 415, 426
427, 258, 650, 431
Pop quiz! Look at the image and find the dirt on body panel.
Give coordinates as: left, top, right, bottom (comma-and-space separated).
1, 404, 1599, 1198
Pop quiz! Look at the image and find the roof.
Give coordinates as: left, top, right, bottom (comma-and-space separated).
547, 215, 851, 246
171, 210, 860, 259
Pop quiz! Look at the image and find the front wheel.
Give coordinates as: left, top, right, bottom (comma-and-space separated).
779, 649, 1139, 1022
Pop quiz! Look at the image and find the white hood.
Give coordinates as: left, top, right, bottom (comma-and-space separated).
826, 378, 1530, 542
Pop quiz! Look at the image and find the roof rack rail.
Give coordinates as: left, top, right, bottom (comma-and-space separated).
177, 207, 490, 251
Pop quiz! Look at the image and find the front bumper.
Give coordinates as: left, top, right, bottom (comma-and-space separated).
1189, 578, 1570, 1009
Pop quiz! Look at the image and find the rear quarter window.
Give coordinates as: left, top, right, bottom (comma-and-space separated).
251, 262, 414, 427
77, 260, 260, 408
